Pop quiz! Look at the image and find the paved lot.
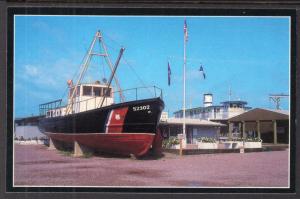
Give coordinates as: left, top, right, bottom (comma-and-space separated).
13, 144, 289, 187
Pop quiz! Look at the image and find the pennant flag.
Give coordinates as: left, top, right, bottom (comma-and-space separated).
199, 65, 206, 79
184, 19, 188, 42
168, 61, 171, 86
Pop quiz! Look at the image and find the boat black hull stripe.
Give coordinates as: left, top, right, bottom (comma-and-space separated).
38, 97, 164, 135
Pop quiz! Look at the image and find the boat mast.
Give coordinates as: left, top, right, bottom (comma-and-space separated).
99, 48, 125, 108
66, 31, 100, 115
98, 32, 125, 103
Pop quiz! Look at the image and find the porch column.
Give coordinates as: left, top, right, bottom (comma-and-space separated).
273, 120, 277, 144
217, 127, 221, 138
242, 121, 246, 139
256, 120, 261, 139
228, 121, 233, 139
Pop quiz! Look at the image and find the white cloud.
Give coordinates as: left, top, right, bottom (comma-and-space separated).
18, 64, 58, 88
16, 56, 80, 94
24, 64, 39, 77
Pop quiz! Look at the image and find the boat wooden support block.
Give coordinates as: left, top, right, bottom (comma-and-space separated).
74, 141, 93, 157
48, 137, 61, 150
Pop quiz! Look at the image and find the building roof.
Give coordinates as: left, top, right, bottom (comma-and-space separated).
228, 108, 289, 122
173, 105, 226, 114
160, 118, 226, 127
221, 100, 248, 105
15, 115, 42, 125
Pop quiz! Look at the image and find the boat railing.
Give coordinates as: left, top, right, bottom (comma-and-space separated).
113, 86, 163, 102
39, 99, 63, 116
39, 86, 163, 117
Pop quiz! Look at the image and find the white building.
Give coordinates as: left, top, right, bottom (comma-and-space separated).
174, 93, 251, 120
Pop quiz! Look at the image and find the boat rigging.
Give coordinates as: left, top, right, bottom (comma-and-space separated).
66, 30, 125, 115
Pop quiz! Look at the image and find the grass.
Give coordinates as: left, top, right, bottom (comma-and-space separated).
58, 150, 73, 157
82, 152, 94, 158
58, 148, 94, 158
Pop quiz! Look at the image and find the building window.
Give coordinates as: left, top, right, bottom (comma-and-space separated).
77, 86, 80, 96
93, 87, 102, 96
103, 88, 111, 97
83, 86, 92, 96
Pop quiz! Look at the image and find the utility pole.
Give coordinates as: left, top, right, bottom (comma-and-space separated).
269, 94, 289, 110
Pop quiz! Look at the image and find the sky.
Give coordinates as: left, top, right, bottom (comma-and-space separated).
14, 16, 290, 118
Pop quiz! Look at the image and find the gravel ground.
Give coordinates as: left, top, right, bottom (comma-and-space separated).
13, 144, 289, 187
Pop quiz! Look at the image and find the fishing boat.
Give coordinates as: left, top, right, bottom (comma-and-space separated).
38, 30, 164, 157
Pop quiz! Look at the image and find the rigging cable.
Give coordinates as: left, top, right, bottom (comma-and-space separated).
99, 39, 106, 81
60, 42, 92, 103
103, 32, 152, 94
121, 56, 153, 94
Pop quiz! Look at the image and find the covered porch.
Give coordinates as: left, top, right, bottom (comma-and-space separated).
228, 108, 289, 144
159, 118, 225, 145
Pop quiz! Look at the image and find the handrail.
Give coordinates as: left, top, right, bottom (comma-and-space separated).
39, 99, 62, 116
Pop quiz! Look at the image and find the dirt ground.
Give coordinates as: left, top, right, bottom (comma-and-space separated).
13, 144, 289, 187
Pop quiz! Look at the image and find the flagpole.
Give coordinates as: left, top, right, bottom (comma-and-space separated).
183, 19, 187, 146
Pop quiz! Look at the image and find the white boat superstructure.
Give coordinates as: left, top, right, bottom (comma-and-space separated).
68, 82, 114, 114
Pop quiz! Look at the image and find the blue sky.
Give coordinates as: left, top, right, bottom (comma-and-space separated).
14, 16, 290, 117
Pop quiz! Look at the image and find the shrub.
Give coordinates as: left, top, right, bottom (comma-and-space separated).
227, 137, 262, 142
245, 137, 262, 142
59, 150, 73, 156
162, 136, 180, 148
228, 138, 244, 142
197, 137, 216, 143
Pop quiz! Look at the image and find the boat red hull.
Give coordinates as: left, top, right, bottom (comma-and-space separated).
46, 132, 155, 157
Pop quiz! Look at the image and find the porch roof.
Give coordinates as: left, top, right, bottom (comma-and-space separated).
228, 108, 289, 122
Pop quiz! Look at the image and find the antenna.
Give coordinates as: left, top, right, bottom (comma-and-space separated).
229, 86, 232, 101
269, 94, 289, 110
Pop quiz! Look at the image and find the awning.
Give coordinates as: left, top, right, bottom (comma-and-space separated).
228, 108, 289, 122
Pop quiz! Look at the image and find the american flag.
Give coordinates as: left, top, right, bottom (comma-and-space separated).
168, 61, 171, 86
184, 19, 188, 42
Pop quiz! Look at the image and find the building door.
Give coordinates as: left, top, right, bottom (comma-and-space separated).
192, 128, 198, 144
